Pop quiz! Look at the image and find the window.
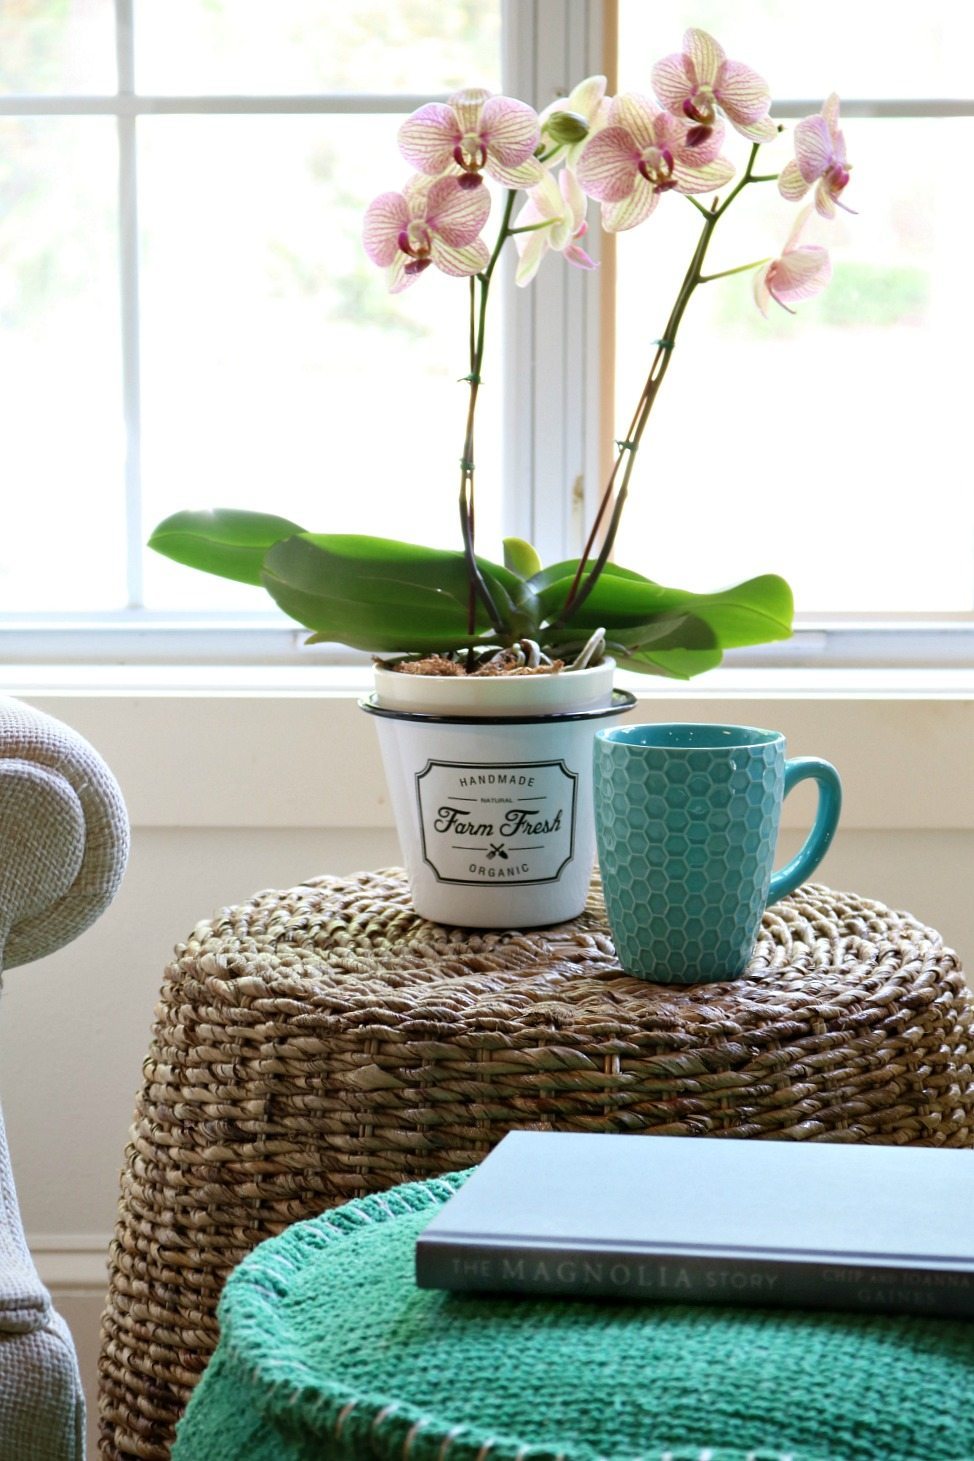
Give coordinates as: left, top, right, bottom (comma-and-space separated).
1, 1, 971, 668
613, 0, 974, 666
0, 0, 515, 654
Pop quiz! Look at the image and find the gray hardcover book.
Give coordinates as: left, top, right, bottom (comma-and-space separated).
415, 1131, 974, 1317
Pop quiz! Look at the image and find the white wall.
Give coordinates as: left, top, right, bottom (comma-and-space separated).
1, 672, 972, 1454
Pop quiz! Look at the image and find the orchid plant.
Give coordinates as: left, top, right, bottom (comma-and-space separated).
150, 29, 854, 680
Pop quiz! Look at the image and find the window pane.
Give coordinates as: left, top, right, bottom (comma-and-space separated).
618, 0, 974, 101
134, 0, 501, 96
0, 118, 125, 612
610, 86, 972, 611
0, 0, 115, 95
139, 115, 504, 612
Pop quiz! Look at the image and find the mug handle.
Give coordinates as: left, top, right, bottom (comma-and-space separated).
767, 757, 842, 905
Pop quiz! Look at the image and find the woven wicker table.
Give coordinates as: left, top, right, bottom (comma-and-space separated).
98, 870, 974, 1460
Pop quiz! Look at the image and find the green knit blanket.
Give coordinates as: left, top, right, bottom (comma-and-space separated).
173, 1171, 974, 1461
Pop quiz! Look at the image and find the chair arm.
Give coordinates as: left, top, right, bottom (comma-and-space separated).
0, 698, 129, 973
0, 1117, 49, 1335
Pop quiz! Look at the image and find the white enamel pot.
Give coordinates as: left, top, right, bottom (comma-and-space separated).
361, 661, 635, 929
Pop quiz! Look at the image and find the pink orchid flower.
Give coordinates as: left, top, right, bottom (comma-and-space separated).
513, 168, 597, 286
575, 93, 734, 233
398, 88, 543, 189
652, 28, 777, 146
754, 207, 831, 316
778, 94, 853, 218
363, 176, 490, 293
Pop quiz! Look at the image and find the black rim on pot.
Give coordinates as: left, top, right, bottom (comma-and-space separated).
358, 688, 637, 727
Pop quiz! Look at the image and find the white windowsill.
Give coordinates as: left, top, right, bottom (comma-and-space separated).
5, 663, 973, 834
4, 662, 974, 698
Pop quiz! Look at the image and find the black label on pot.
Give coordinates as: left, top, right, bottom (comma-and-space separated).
415, 759, 578, 885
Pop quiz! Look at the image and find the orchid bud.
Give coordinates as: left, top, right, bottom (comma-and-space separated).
543, 108, 591, 147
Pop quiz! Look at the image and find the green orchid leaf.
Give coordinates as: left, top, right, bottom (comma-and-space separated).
605, 613, 708, 650
612, 644, 726, 679
668, 574, 794, 648
527, 557, 650, 594
261, 534, 521, 652
500, 538, 544, 637
686, 575, 794, 648
552, 612, 699, 659
503, 537, 543, 580
608, 611, 715, 651
537, 574, 673, 627
540, 571, 794, 648
148, 509, 306, 586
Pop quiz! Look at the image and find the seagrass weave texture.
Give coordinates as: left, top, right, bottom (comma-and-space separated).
98, 870, 974, 1460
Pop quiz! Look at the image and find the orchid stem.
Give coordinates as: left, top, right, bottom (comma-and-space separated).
714, 143, 763, 218
555, 145, 769, 630
459, 184, 519, 638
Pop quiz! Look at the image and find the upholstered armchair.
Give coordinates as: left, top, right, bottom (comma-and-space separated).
0, 698, 129, 1460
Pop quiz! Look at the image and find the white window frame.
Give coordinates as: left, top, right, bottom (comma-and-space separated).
1, 0, 972, 671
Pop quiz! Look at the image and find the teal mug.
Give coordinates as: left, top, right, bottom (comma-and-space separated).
593, 723, 842, 983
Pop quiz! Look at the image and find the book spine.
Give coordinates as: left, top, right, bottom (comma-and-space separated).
415, 1241, 974, 1319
